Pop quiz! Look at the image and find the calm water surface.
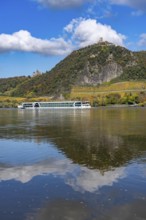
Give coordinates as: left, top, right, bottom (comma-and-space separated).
0, 108, 146, 220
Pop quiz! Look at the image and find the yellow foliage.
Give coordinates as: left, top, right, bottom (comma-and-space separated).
70, 81, 146, 105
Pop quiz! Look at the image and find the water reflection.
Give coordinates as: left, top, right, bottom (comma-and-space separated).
29, 199, 91, 220
0, 108, 146, 220
100, 199, 146, 220
0, 152, 126, 192
1, 108, 146, 170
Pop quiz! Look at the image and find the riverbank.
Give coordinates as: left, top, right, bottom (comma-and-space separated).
1, 85, 146, 109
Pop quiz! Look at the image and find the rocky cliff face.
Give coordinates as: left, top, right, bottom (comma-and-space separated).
78, 61, 123, 85
75, 42, 137, 86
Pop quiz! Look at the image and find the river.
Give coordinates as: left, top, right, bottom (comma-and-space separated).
0, 107, 146, 220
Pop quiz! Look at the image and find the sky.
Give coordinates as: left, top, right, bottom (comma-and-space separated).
0, 0, 146, 78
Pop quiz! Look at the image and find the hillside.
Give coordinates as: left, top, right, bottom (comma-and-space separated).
0, 76, 29, 96
1, 41, 146, 98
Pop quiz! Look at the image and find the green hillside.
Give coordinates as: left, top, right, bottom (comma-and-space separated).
0, 76, 29, 96
1, 42, 146, 98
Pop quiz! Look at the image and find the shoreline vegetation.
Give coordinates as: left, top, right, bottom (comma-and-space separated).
70, 81, 146, 107
1, 81, 146, 108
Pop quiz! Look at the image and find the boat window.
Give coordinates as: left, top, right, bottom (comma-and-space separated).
23, 103, 33, 107
82, 101, 90, 106
75, 102, 81, 106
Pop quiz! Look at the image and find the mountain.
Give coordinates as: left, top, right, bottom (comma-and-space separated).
1, 41, 146, 97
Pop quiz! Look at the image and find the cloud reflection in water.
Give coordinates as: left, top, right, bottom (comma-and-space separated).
0, 157, 126, 193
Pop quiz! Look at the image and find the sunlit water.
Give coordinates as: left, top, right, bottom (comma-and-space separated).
0, 108, 146, 220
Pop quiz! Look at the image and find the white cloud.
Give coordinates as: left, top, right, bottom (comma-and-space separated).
35, 0, 90, 9
138, 33, 146, 47
35, 0, 146, 13
110, 0, 146, 11
64, 18, 79, 33
0, 157, 126, 192
0, 30, 72, 55
64, 18, 126, 48
66, 166, 126, 193
0, 158, 72, 183
0, 19, 126, 56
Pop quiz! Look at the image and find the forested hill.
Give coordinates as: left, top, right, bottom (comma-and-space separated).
0, 76, 30, 96
1, 41, 146, 97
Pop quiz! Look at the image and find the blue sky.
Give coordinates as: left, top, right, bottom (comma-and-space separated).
0, 0, 146, 78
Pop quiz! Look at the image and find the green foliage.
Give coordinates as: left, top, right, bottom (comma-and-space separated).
1, 42, 146, 98
92, 92, 140, 106
0, 76, 29, 95
120, 93, 139, 104
118, 66, 146, 81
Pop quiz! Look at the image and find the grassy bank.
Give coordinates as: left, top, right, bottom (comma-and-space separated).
0, 96, 51, 108
70, 81, 146, 106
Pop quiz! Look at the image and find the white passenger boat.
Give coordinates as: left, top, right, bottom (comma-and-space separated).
18, 101, 91, 109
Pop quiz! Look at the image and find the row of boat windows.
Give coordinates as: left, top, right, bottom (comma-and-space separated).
22, 102, 83, 108
39, 103, 75, 107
